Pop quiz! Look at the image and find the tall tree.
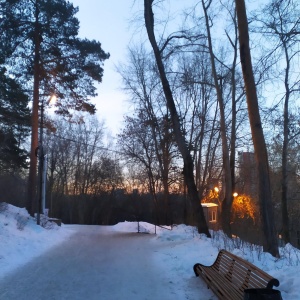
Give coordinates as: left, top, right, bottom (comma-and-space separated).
255, 0, 300, 243
0, 0, 109, 215
144, 0, 210, 236
235, 0, 279, 257
174, 51, 223, 204
201, 0, 233, 236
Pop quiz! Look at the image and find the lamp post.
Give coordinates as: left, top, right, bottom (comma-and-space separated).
36, 95, 56, 225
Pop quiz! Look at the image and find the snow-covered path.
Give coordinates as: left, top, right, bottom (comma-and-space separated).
0, 225, 213, 300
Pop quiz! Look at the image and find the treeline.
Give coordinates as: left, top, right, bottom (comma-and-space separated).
44, 117, 123, 197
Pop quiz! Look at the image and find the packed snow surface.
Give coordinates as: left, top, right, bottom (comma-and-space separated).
0, 203, 299, 299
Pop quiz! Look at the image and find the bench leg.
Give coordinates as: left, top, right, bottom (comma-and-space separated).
193, 263, 200, 277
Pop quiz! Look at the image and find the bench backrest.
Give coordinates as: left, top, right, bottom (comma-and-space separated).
214, 250, 279, 291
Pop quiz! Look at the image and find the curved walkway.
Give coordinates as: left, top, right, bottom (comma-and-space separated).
0, 225, 214, 300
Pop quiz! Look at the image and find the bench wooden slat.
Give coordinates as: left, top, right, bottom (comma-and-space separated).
195, 264, 243, 300
193, 249, 280, 300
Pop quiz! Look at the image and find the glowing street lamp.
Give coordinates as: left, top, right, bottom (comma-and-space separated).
49, 94, 57, 105
233, 192, 238, 197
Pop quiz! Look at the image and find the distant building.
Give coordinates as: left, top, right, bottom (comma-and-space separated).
201, 203, 218, 230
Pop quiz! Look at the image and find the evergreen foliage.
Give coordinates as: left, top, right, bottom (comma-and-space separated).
0, 67, 30, 171
0, 0, 110, 116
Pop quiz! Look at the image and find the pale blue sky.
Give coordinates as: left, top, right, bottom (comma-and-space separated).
70, 0, 196, 137
71, 0, 232, 137
71, 0, 136, 137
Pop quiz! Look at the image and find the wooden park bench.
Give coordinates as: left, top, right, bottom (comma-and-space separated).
193, 249, 280, 300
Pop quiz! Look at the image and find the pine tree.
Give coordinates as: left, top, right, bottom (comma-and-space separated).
0, 0, 109, 214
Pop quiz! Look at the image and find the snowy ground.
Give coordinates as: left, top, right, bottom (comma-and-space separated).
0, 203, 299, 299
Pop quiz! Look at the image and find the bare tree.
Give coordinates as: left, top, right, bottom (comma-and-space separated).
201, 0, 234, 236
118, 113, 159, 194
144, 0, 210, 236
46, 116, 112, 195
235, 0, 279, 257
118, 45, 182, 222
174, 52, 223, 201
255, 0, 300, 243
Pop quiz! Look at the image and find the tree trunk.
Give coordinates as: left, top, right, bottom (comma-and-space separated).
281, 40, 291, 243
202, 0, 232, 236
228, 9, 238, 212
235, 0, 279, 257
27, 1, 40, 216
144, 0, 210, 236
